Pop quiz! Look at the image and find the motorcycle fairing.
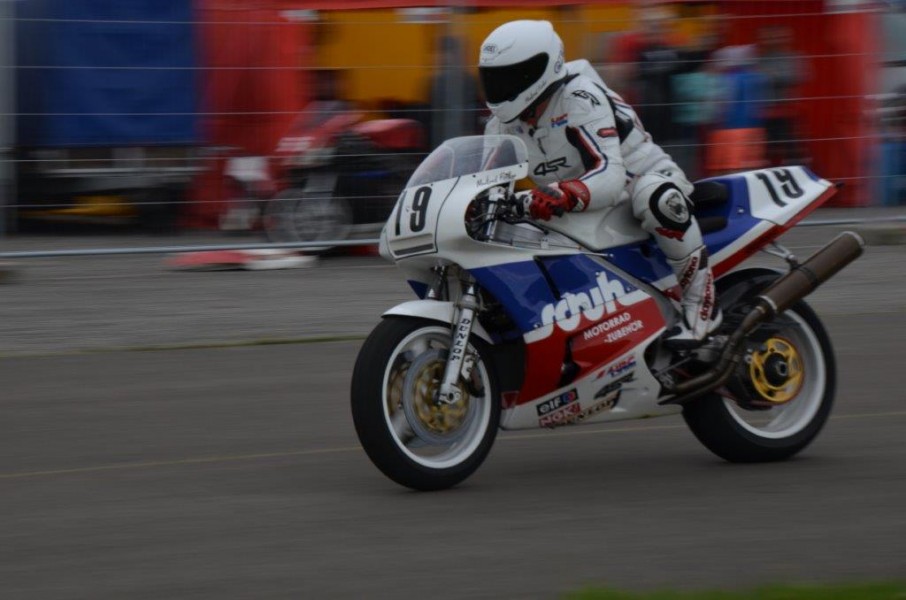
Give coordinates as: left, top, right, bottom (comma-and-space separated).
606, 166, 835, 290
498, 331, 677, 430
470, 254, 667, 410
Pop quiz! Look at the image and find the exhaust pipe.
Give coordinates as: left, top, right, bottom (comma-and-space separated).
757, 231, 864, 317
661, 231, 865, 405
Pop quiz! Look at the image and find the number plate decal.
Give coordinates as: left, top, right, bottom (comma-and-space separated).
386, 179, 457, 258
745, 167, 830, 225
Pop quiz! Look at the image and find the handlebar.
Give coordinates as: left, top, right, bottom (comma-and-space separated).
467, 186, 557, 242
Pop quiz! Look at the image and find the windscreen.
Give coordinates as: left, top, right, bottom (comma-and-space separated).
406, 135, 528, 188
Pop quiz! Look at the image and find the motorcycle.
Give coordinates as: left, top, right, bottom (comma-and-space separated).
351, 135, 864, 491
265, 101, 426, 248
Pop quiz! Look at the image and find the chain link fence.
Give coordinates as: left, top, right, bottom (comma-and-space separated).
1, 1, 904, 258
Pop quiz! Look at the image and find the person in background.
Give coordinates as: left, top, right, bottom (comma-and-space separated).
757, 25, 808, 166
634, 7, 682, 147
671, 27, 724, 181
704, 45, 767, 175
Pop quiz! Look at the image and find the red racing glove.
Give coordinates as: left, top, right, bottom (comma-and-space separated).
524, 180, 590, 221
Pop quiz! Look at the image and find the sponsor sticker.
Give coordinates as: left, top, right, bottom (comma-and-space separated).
594, 372, 634, 400
602, 320, 644, 344
582, 312, 632, 342
535, 272, 642, 339
607, 356, 637, 378
571, 89, 601, 107
536, 389, 579, 417
539, 402, 582, 428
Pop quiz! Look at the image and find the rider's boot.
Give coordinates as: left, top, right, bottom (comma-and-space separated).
664, 246, 722, 349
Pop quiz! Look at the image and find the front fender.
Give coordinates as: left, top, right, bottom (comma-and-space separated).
382, 300, 494, 344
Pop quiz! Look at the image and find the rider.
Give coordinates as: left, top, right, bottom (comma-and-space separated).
478, 19, 721, 347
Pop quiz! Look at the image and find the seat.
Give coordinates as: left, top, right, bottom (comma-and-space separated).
690, 181, 730, 234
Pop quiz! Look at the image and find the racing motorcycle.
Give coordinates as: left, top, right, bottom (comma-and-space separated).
351, 135, 864, 491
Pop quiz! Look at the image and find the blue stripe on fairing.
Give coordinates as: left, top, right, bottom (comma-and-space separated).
470, 256, 640, 335
470, 261, 557, 333
607, 174, 761, 280
607, 241, 672, 284
539, 255, 638, 296
694, 174, 761, 258
407, 280, 429, 298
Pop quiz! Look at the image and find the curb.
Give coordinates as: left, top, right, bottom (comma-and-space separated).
165, 249, 318, 271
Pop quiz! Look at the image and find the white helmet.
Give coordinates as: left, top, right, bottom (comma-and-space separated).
478, 20, 566, 123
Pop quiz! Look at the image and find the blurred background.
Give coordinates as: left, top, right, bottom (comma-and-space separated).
1, 0, 905, 245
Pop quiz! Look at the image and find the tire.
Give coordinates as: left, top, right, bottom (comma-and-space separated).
683, 298, 836, 462
263, 186, 351, 249
351, 317, 500, 491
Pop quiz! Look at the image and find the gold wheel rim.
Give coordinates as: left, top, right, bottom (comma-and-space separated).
748, 337, 804, 404
412, 360, 470, 434
388, 357, 471, 435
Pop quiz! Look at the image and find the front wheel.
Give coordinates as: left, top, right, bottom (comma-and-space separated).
351, 317, 500, 490
683, 299, 836, 462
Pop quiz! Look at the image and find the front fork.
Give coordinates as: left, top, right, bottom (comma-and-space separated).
436, 278, 480, 405
434, 186, 505, 405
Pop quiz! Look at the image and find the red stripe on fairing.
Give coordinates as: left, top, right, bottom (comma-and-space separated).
516, 297, 665, 404
712, 186, 837, 277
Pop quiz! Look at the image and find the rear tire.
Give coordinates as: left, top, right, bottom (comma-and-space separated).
351, 317, 500, 490
683, 299, 836, 462
263, 186, 351, 249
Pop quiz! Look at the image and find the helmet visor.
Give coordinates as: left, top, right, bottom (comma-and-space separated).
479, 53, 549, 105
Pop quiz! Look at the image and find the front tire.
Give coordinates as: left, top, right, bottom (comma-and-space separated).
351, 317, 500, 490
683, 298, 836, 462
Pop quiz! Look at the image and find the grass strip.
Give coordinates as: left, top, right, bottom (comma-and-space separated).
566, 583, 906, 600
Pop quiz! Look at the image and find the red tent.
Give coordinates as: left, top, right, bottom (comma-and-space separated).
187, 0, 313, 227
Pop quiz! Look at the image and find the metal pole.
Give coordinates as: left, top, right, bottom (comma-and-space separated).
0, 0, 14, 237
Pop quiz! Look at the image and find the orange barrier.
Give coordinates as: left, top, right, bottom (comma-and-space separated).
705, 128, 766, 176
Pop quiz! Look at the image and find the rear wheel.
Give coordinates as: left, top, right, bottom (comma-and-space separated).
351, 317, 500, 490
683, 298, 836, 462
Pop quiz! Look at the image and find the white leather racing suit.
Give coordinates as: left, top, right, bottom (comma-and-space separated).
485, 60, 719, 342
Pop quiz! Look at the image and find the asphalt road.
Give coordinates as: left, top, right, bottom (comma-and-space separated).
1, 225, 905, 598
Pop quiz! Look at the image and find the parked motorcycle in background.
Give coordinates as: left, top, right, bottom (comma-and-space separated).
264, 101, 426, 249
351, 135, 864, 491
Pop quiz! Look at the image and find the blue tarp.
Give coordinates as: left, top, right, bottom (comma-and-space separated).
16, 0, 199, 147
